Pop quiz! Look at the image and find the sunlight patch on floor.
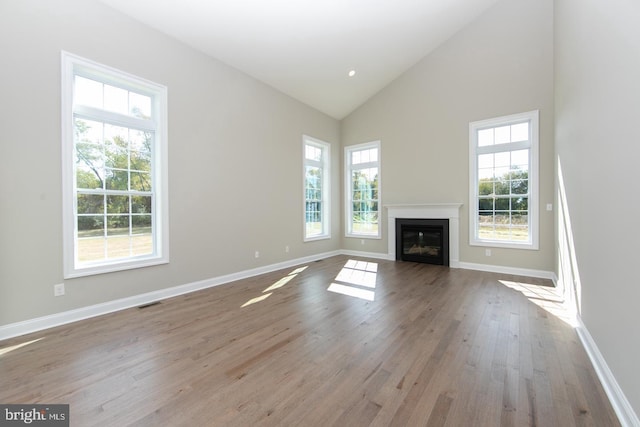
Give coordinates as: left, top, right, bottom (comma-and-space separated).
327, 259, 378, 301
241, 266, 308, 307
0, 337, 45, 357
241, 293, 272, 308
499, 279, 578, 327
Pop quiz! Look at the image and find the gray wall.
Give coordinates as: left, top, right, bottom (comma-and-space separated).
0, 0, 340, 326
341, 0, 555, 272
555, 0, 640, 415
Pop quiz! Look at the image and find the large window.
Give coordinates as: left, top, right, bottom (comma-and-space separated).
303, 135, 330, 241
345, 141, 381, 238
61, 52, 168, 278
469, 110, 538, 249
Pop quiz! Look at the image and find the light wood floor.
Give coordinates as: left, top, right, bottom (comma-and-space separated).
0, 255, 620, 426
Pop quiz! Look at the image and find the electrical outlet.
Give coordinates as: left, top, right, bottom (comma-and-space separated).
254, 251, 260, 258
361, 239, 365, 245
485, 249, 492, 257
54, 283, 65, 297
546, 203, 553, 211
285, 245, 289, 253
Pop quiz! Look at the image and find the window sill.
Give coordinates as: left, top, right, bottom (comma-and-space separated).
470, 240, 538, 250
64, 256, 169, 279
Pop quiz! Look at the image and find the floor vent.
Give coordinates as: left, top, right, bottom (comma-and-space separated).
138, 301, 161, 309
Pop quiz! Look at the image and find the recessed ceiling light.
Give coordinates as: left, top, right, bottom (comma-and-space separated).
348, 69, 356, 77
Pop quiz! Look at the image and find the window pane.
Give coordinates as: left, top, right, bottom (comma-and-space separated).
478, 197, 493, 210
511, 179, 528, 195
104, 84, 128, 115
369, 148, 378, 162
104, 124, 128, 149
107, 195, 129, 214
495, 152, 510, 168
511, 149, 529, 168
74, 76, 103, 109
75, 119, 103, 145
78, 215, 104, 236
305, 145, 321, 161
478, 128, 494, 147
478, 180, 494, 196
131, 150, 151, 172
107, 215, 129, 236
106, 169, 128, 190
129, 92, 151, 119
352, 151, 361, 165
495, 126, 511, 144
132, 214, 152, 231
77, 194, 104, 214
76, 144, 104, 190
132, 233, 153, 256
130, 130, 151, 152
495, 197, 510, 210
512, 197, 528, 211
132, 196, 152, 213
105, 143, 127, 169
495, 179, 510, 195
478, 153, 494, 169
107, 236, 130, 259
511, 122, 529, 142
131, 172, 151, 192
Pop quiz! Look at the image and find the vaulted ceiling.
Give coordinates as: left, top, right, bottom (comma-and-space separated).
99, 0, 501, 119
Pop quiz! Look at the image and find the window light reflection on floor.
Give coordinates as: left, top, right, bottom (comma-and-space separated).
498, 279, 577, 327
328, 259, 378, 301
0, 337, 45, 357
240, 266, 308, 308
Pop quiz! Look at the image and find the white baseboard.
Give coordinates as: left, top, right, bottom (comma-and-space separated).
458, 261, 555, 280
575, 316, 640, 427
0, 250, 341, 341
339, 249, 394, 261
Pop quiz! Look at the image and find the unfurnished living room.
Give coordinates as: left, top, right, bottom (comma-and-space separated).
1, 0, 639, 426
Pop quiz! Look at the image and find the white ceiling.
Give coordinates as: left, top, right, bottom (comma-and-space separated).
99, 0, 500, 119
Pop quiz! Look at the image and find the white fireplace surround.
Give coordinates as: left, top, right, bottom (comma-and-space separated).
385, 203, 462, 267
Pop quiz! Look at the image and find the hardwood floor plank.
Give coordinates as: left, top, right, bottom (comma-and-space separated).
0, 255, 620, 426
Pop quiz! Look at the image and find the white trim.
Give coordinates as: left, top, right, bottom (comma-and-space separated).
457, 261, 555, 280
0, 250, 341, 341
340, 249, 392, 261
575, 316, 640, 427
385, 203, 462, 267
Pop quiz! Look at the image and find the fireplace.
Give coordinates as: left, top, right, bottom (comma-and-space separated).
396, 218, 449, 266
385, 203, 461, 267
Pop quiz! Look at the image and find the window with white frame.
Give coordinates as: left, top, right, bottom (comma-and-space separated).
303, 135, 330, 241
61, 52, 169, 278
469, 110, 538, 249
345, 141, 381, 238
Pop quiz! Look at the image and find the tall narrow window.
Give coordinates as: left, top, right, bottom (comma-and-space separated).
303, 135, 330, 241
469, 110, 538, 249
345, 141, 381, 238
61, 52, 168, 278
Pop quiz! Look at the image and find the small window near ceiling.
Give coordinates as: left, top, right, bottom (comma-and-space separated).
303, 135, 330, 241
469, 110, 539, 249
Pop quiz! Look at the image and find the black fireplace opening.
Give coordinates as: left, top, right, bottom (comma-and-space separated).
396, 218, 449, 266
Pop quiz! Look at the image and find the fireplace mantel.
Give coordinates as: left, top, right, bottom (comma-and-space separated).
385, 203, 462, 267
